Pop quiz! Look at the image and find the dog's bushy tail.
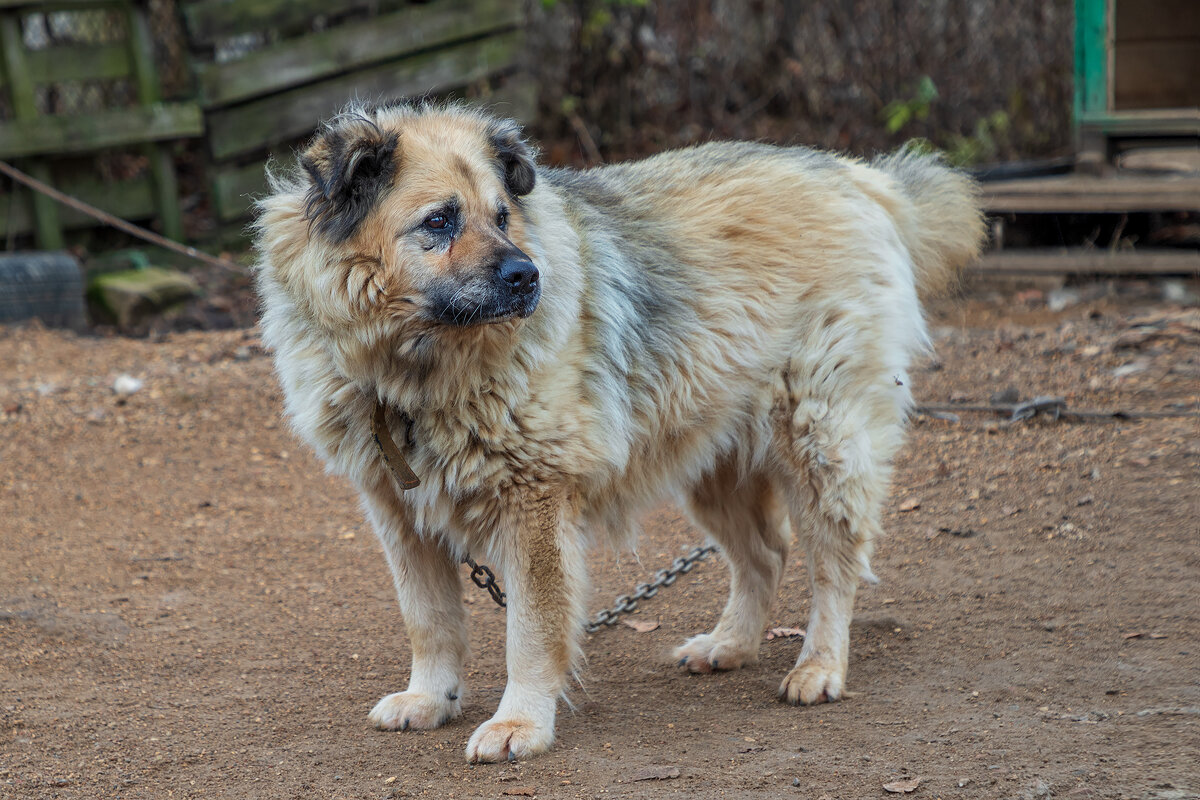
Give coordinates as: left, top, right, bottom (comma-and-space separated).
872, 147, 986, 298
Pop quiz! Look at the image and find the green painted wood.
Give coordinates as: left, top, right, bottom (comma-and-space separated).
0, 14, 35, 117
461, 74, 536, 124
0, 12, 62, 246
182, 0, 377, 45
0, 0, 129, 7
0, 173, 157, 237
1074, 0, 1111, 123
206, 32, 521, 161
211, 158, 274, 222
0, 103, 203, 158
125, 1, 183, 241
125, 0, 159, 103
195, 0, 519, 108
24, 43, 132, 84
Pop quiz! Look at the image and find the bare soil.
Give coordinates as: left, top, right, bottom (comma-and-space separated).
2, 284, 1197, 800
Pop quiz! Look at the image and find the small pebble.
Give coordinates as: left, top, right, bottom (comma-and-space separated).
112, 374, 144, 396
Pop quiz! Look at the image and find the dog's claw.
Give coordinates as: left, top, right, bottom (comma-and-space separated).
677, 657, 688, 667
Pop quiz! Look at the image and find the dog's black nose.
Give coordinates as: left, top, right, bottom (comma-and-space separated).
498, 256, 539, 296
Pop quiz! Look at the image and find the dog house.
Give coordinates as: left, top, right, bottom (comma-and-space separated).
1074, 0, 1200, 170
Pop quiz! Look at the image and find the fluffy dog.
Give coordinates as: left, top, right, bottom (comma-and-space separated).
253, 102, 984, 762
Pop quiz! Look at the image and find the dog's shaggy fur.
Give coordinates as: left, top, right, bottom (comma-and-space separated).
253, 102, 984, 762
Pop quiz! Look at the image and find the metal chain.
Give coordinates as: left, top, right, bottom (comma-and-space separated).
464, 556, 506, 607
584, 545, 718, 633
462, 545, 718, 634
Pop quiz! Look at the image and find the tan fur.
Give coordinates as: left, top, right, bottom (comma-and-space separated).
254, 102, 985, 762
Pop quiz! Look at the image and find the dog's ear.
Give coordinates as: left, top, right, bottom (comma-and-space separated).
488, 118, 536, 198
299, 116, 398, 242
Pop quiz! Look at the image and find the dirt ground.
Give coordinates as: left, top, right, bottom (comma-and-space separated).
2, 281, 1197, 800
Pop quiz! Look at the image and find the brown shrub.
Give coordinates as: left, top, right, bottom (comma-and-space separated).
525, 0, 1074, 166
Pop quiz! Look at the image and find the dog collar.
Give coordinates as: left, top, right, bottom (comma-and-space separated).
371, 400, 420, 490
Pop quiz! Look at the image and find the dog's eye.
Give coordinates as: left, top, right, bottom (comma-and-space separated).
496, 210, 509, 231
424, 213, 449, 230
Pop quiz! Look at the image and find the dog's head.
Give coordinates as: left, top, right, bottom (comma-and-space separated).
259, 103, 541, 337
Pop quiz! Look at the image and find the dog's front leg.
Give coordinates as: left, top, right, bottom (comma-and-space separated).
466, 490, 584, 763
359, 476, 468, 732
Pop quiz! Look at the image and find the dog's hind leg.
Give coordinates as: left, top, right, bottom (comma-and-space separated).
774, 395, 899, 705
674, 458, 790, 673
360, 476, 469, 732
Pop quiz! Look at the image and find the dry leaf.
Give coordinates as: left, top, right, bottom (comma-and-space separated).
883, 776, 921, 793
898, 498, 921, 512
631, 766, 680, 782
622, 618, 660, 633
502, 788, 536, 797
1123, 631, 1144, 639
765, 627, 806, 640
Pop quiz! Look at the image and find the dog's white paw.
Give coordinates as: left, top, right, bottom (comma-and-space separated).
674, 633, 757, 673
369, 690, 461, 731
465, 716, 554, 763
777, 656, 846, 705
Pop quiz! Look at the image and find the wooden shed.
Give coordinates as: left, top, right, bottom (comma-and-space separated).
1074, 0, 1200, 171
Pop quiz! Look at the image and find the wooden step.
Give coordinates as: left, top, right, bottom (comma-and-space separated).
983, 173, 1200, 214
974, 248, 1200, 275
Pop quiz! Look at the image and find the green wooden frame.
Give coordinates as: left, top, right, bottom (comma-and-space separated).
0, 0, 201, 246
1073, 0, 1110, 126
1073, 0, 1199, 165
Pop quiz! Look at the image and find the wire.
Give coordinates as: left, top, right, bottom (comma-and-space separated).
0, 160, 245, 275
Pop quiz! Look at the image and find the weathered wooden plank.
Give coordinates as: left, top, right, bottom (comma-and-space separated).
458, 73, 536, 124
1, 11, 61, 247
210, 158, 277, 222
24, 43, 132, 84
1113, 41, 1200, 111
0, 103, 203, 158
984, 173, 1200, 213
1079, 108, 1200, 133
206, 32, 521, 161
125, 0, 184, 241
183, 0, 378, 45
975, 249, 1200, 276
196, 0, 519, 108
0, 13, 36, 117
0, 0, 124, 7
1114, 0, 1200, 41
0, 173, 156, 237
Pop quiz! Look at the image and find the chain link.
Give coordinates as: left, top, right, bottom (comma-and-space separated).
464, 556, 506, 607
585, 545, 717, 633
462, 545, 718, 634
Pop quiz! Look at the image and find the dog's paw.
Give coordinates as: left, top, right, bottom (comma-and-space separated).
673, 633, 757, 674
369, 690, 461, 731
777, 657, 846, 705
465, 716, 554, 763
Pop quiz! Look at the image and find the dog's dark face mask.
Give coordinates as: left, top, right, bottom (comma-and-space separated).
295, 109, 541, 331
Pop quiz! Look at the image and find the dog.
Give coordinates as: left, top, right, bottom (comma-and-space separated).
253, 101, 984, 763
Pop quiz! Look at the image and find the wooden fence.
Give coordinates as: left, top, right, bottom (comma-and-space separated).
0, 0, 527, 247
0, 0, 200, 247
